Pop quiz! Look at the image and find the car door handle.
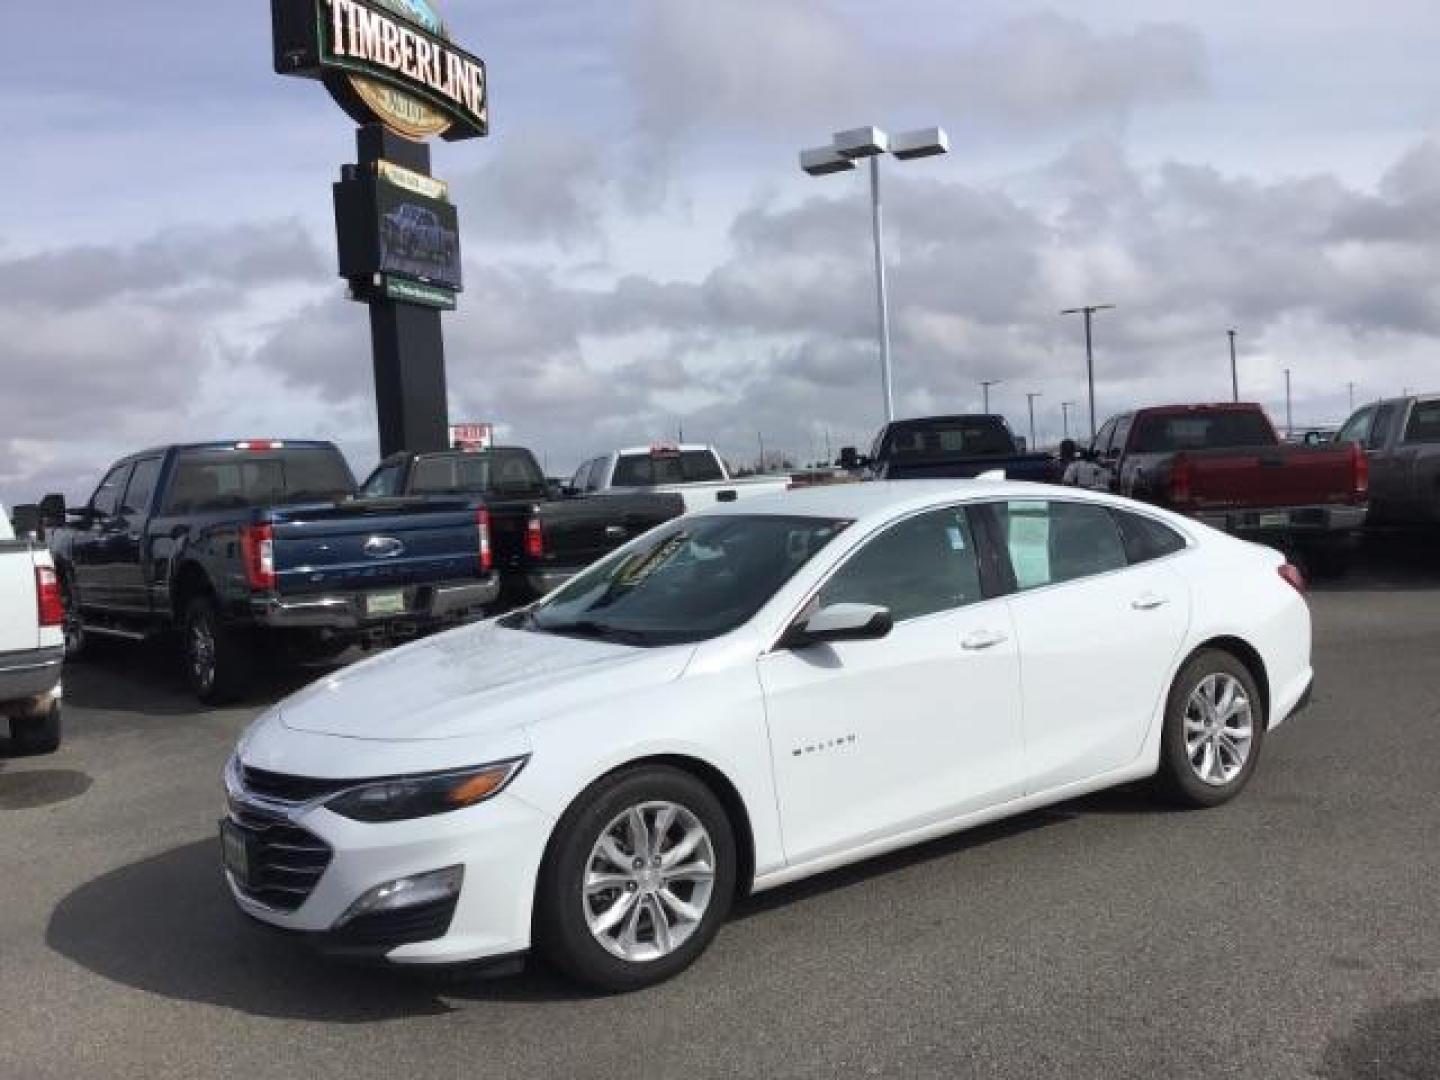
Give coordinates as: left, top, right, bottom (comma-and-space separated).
961, 630, 1009, 651
1132, 594, 1171, 611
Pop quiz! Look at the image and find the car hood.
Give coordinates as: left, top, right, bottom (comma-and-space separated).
276, 619, 695, 741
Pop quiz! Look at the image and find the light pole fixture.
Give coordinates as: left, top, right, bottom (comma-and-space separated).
1227, 329, 1239, 403
801, 125, 949, 424
1284, 368, 1293, 438
1061, 401, 1077, 441
980, 379, 1002, 414
1025, 392, 1043, 448
1060, 304, 1115, 441
1347, 381, 1356, 412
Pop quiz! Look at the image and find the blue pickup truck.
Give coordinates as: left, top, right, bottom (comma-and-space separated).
45, 441, 498, 703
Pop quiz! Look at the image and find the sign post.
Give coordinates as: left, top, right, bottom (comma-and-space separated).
271, 0, 488, 456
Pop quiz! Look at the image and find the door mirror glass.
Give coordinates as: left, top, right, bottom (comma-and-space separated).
781, 603, 893, 649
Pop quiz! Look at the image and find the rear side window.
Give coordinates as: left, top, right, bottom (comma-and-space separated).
1132, 411, 1275, 452
163, 448, 354, 513
990, 500, 1129, 590
121, 458, 162, 515
91, 463, 132, 517
1403, 402, 1440, 444
1113, 510, 1188, 564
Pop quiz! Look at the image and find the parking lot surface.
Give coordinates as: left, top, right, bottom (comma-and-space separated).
2, 536, 1438, 1080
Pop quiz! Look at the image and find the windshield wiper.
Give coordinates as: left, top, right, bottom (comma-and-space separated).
536, 619, 651, 646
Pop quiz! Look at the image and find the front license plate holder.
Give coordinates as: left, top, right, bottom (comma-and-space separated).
365, 590, 407, 617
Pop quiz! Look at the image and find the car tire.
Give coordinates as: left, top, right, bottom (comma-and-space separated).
534, 766, 736, 993
1157, 649, 1266, 808
10, 701, 61, 756
59, 575, 93, 661
181, 596, 251, 705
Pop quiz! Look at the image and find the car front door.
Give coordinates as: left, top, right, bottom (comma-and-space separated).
758, 505, 1025, 865
981, 498, 1192, 793
72, 462, 133, 609
112, 456, 162, 613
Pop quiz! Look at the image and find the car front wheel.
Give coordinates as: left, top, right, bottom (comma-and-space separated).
1157, 649, 1266, 807
535, 766, 736, 992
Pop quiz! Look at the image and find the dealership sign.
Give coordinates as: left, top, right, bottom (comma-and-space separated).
272, 0, 488, 140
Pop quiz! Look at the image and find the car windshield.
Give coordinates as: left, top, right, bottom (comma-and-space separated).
522, 514, 850, 646
883, 419, 1016, 459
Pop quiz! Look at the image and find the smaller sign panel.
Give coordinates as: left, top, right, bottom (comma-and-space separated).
376, 175, 462, 291
449, 423, 494, 449
384, 276, 457, 309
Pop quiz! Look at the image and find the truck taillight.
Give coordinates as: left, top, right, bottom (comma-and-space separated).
35, 566, 64, 628
525, 513, 545, 560
1278, 562, 1307, 595
477, 507, 493, 573
1169, 453, 1193, 507
240, 524, 276, 591
1350, 440, 1369, 502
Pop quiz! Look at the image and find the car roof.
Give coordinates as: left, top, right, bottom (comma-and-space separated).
689, 479, 1128, 524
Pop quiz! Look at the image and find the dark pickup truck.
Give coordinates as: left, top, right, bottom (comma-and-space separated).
47, 441, 499, 702
1336, 394, 1440, 526
1064, 403, 1368, 571
358, 446, 684, 601
854, 415, 1059, 482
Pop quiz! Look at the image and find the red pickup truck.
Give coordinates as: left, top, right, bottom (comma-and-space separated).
1064, 403, 1369, 573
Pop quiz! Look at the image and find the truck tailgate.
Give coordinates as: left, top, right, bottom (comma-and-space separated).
0, 544, 39, 653
267, 500, 480, 596
1186, 446, 1358, 509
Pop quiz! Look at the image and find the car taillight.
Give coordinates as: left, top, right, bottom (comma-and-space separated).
1350, 440, 1369, 502
1278, 562, 1307, 595
477, 507, 493, 573
35, 566, 64, 627
1169, 453, 1193, 507
240, 524, 276, 591
525, 512, 545, 560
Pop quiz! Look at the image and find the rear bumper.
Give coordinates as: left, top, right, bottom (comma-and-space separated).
0, 646, 64, 708
250, 576, 500, 632
1192, 504, 1368, 537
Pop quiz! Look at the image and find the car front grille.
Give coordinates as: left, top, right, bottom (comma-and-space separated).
227, 799, 333, 914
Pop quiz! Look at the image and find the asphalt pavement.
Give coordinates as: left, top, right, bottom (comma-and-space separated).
2, 535, 1438, 1079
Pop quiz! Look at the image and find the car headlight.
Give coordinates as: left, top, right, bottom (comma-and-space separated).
325, 757, 528, 823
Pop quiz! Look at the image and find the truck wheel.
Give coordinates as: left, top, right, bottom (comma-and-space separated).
181, 596, 251, 705
10, 701, 61, 756
1156, 649, 1266, 808
60, 576, 93, 661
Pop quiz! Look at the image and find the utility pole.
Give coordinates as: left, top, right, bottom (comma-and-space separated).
1061, 304, 1115, 441
1227, 329, 1239, 402
1284, 369, 1293, 438
981, 380, 1002, 414
1025, 392, 1043, 449
1347, 382, 1356, 412
757, 432, 766, 473
1061, 401, 1077, 441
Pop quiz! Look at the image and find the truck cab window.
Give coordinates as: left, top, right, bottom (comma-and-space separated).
1337, 407, 1374, 446
1403, 401, 1440, 443
121, 458, 162, 516
90, 463, 132, 518
361, 462, 405, 498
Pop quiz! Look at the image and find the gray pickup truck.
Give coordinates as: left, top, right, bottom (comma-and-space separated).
1336, 394, 1440, 526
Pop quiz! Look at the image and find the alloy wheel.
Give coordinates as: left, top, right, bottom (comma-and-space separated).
188, 614, 216, 693
582, 801, 716, 963
1184, 672, 1254, 786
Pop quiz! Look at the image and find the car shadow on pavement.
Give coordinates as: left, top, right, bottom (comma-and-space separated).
1309, 531, 1440, 594
45, 838, 586, 1021
1316, 997, 1440, 1079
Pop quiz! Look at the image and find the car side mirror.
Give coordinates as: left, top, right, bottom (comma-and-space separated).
779, 603, 893, 650
10, 504, 42, 540
1058, 438, 1078, 462
39, 492, 66, 526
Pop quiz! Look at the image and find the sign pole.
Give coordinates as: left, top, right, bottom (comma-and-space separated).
354, 125, 449, 456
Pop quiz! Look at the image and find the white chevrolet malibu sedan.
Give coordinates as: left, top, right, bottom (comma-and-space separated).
223, 481, 1312, 991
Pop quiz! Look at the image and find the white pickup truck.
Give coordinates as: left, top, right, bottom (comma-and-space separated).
1, 503, 64, 754
568, 444, 792, 512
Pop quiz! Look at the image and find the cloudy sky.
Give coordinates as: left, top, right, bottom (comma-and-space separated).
4, 0, 1440, 506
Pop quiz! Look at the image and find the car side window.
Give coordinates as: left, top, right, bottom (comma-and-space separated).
1109, 415, 1134, 458
1403, 401, 1440, 443
90, 463, 132, 518
992, 500, 1129, 590
121, 458, 162, 516
1113, 509, 1188, 564
585, 458, 606, 492
1367, 403, 1397, 450
1091, 418, 1117, 459
361, 462, 405, 497
818, 507, 983, 623
1337, 407, 1374, 446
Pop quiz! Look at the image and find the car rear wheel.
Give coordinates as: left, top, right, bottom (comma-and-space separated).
181, 596, 251, 705
535, 766, 736, 992
10, 701, 61, 755
60, 576, 92, 660
1157, 649, 1265, 807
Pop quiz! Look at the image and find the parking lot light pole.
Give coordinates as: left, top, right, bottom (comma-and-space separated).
980, 380, 1001, 414
1060, 304, 1115, 442
1061, 401, 1077, 441
801, 126, 949, 424
1228, 329, 1239, 402
1347, 381, 1356, 412
1285, 368, 1293, 438
1026, 392, 1042, 448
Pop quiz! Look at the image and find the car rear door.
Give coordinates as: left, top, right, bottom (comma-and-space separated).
978, 498, 1192, 793
758, 505, 1025, 864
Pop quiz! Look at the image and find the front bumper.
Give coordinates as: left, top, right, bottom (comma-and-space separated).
0, 645, 64, 708
1193, 503, 1368, 537
250, 576, 500, 633
223, 777, 553, 966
